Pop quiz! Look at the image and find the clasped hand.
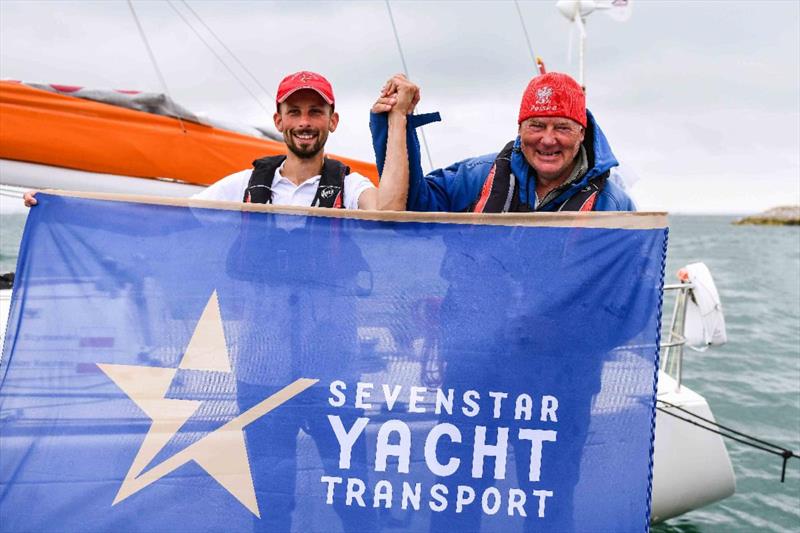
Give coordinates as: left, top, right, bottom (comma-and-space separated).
371, 73, 420, 116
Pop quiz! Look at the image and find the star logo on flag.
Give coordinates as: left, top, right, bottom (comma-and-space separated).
97, 291, 317, 517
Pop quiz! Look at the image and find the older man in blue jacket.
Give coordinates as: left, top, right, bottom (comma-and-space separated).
370, 72, 635, 213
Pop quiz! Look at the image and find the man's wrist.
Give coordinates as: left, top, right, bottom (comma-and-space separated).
388, 111, 409, 123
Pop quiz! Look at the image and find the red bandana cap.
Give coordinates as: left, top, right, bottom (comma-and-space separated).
518, 72, 586, 128
276, 71, 335, 106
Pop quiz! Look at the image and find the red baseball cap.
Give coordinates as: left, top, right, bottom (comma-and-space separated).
518, 72, 586, 128
276, 71, 335, 106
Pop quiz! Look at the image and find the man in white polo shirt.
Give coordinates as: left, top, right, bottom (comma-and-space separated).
193, 70, 379, 210
22, 72, 378, 210
201, 71, 381, 532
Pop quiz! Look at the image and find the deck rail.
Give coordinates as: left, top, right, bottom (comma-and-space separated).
659, 282, 694, 390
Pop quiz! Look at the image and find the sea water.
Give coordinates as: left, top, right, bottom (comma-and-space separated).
1, 212, 798, 532
655, 217, 800, 533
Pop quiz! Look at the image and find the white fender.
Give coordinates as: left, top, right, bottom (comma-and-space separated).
679, 263, 727, 348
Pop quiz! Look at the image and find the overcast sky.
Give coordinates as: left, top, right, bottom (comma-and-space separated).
1, 0, 798, 214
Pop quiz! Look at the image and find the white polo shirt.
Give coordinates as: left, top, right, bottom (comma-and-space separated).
193, 163, 374, 209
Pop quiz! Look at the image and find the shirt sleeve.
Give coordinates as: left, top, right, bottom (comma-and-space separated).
343, 172, 376, 210
191, 169, 252, 201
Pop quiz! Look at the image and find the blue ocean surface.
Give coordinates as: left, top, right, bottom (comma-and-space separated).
1, 212, 798, 532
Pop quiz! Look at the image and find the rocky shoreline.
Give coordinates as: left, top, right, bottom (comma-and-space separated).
734, 205, 800, 226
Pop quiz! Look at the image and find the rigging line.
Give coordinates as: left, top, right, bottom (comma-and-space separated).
165, 0, 272, 118
180, 0, 275, 102
126, 0, 187, 134
656, 406, 788, 456
384, 0, 435, 172
658, 398, 799, 455
513, 0, 538, 70
656, 404, 798, 482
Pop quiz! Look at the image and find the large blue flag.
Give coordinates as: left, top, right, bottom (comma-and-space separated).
0, 192, 666, 532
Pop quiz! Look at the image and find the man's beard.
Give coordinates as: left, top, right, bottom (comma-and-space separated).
284, 128, 327, 159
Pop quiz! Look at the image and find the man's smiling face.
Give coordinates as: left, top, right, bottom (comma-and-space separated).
274, 90, 339, 159
518, 117, 585, 185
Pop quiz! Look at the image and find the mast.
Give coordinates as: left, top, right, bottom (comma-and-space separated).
555, 0, 633, 90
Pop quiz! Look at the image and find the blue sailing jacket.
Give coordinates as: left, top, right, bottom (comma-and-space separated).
370, 110, 636, 212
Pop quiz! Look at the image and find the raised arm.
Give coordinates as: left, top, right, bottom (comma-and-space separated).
370, 74, 501, 212
370, 80, 458, 211
372, 74, 419, 210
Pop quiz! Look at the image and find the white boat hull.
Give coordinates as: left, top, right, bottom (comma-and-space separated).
0, 159, 203, 198
651, 373, 736, 522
